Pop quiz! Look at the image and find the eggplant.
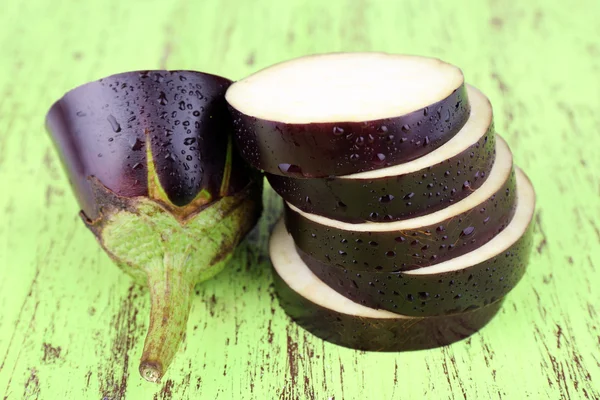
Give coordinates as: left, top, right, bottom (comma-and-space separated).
46, 71, 263, 383
270, 220, 505, 351
299, 168, 535, 315
285, 137, 515, 272
227, 53, 470, 177
267, 85, 495, 222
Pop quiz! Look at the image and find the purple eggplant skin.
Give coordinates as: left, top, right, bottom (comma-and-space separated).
46, 70, 252, 220
274, 270, 504, 351
285, 169, 517, 273
267, 125, 495, 223
298, 217, 532, 316
229, 85, 470, 178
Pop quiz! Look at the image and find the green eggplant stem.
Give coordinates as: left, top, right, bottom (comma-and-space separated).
139, 252, 195, 383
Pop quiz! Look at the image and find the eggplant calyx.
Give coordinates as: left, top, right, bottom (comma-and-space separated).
218, 133, 234, 197
145, 131, 218, 221
83, 180, 262, 382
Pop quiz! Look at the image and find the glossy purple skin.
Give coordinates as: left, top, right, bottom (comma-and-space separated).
285, 169, 517, 272
267, 124, 495, 223
46, 70, 252, 219
298, 215, 532, 316
230, 85, 470, 178
274, 270, 504, 351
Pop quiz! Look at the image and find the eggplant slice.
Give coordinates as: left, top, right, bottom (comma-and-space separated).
298, 168, 535, 315
285, 137, 516, 272
267, 85, 495, 222
227, 53, 469, 177
271, 219, 505, 351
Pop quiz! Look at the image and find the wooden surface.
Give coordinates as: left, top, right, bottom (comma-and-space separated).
1, 0, 599, 399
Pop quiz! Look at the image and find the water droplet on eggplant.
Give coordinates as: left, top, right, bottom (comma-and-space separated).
461, 226, 475, 236
107, 115, 121, 132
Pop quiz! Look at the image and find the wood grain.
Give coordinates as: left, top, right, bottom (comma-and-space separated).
0, 0, 598, 398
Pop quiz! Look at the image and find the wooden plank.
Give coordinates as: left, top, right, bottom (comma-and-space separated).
0, 0, 598, 398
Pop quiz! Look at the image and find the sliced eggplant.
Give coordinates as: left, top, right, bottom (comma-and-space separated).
271, 220, 505, 351
285, 137, 515, 272
299, 168, 535, 315
227, 53, 470, 177
267, 85, 494, 222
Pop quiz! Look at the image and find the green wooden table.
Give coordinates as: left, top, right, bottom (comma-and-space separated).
1, 0, 599, 398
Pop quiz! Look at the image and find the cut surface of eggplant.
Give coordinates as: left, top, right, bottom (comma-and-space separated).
300, 168, 535, 315
271, 219, 505, 351
267, 85, 494, 222
227, 53, 464, 123
227, 53, 469, 177
286, 137, 515, 272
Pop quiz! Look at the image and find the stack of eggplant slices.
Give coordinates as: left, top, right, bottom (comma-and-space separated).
226, 53, 536, 351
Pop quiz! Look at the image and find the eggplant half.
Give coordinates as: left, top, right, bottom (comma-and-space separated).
227, 53, 470, 177
46, 71, 263, 382
267, 85, 495, 223
271, 220, 505, 351
285, 137, 516, 272
298, 168, 535, 315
